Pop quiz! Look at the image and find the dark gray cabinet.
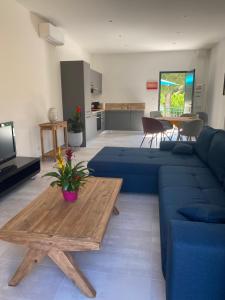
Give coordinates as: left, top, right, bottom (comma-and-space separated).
130, 111, 144, 131
90, 69, 102, 94
105, 111, 130, 130
61, 61, 104, 146
60, 61, 91, 147
105, 110, 144, 131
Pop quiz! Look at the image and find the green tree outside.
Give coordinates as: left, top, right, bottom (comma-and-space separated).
160, 73, 185, 116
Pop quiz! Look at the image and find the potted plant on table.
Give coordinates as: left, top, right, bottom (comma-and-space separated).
68, 105, 83, 147
43, 148, 91, 202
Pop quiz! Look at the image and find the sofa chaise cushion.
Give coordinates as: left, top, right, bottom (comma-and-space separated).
89, 147, 205, 174
88, 146, 206, 193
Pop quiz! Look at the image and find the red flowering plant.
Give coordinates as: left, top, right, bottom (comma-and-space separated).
68, 105, 83, 133
43, 148, 91, 192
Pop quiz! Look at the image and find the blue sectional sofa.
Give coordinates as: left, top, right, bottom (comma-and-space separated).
88, 126, 225, 300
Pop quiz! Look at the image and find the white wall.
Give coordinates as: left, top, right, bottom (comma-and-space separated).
91, 50, 209, 114
207, 39, 225, 129
0, 0, 89, 157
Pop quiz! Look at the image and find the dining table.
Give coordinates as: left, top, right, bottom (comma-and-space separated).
156, 116, 199, 128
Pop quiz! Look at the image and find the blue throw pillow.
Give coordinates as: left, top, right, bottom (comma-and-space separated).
172, 143, 193, 155
178, 204, 225, 223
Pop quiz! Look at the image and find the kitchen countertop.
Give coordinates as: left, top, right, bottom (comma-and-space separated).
104, 103, 145, 111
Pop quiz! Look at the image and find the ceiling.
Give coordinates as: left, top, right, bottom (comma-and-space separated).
17, 0, 225, 54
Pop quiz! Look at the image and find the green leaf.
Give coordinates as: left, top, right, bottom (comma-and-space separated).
42, 172, 60, 178
50, 180, 61, 187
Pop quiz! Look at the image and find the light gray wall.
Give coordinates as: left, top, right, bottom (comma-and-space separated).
91, 50, 209, 114
0, 0, 90, 157
207, 39, 225, 129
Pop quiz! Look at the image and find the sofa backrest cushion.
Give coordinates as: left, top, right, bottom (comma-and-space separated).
208, 130, 225, 183
195, 126, 218, 163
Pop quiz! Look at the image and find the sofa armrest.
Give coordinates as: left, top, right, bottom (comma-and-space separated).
166, 220, 225, 300
160, 141, 196, 151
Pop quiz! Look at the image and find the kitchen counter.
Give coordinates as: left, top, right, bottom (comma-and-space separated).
105, 109, 144, 131
105, 102, 145, 111
89, 103, 145, 131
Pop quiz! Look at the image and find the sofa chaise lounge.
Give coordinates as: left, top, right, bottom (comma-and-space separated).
87, 126, 225, 300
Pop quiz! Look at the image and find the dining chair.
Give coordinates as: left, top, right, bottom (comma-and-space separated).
177, 119, 204, 141
150, 111, 162, 118
196, 111, 208, 126
140, 117, 166, 148
150, 111, 174, 140
177, 113, 198, 137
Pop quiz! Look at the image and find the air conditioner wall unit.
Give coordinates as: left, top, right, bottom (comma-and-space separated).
39, 23, 64, 46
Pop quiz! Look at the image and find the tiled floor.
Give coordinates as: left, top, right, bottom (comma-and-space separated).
0, 131, 166, 300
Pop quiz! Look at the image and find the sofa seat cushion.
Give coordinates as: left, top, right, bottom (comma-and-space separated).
158, 165, 225, 276
208, 130, 225, 183
159, 166, 222, 191
178, 204, 225, 223
195, 126, 218, 164
88, 147, 206, 176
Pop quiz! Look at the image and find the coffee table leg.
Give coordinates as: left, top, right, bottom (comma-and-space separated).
113, 206, 120, 215
48, 248, 96, 298
8, 248, 46, 286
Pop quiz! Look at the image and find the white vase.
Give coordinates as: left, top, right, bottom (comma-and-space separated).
68, 132, 83, 147
48, 107, 58, 123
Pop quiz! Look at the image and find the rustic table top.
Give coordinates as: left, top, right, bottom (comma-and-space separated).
0, 177, 123, 252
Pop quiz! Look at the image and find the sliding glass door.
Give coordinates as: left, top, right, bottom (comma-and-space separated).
159, 70, 195, 116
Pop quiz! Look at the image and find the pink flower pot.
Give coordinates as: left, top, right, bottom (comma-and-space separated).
62, 190, 78, 202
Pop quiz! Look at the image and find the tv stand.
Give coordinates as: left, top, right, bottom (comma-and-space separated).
0, 157, 40, 197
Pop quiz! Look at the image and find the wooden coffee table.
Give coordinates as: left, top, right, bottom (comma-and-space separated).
0, 177, 122, 298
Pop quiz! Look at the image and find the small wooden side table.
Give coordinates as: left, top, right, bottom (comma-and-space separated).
39, 121, 68, 161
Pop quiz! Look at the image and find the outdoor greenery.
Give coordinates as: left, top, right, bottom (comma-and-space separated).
160, 73, 185, 115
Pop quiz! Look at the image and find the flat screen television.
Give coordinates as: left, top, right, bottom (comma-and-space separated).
0, 121, 16, 165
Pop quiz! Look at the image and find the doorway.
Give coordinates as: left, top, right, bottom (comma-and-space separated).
159, 70, 195, 116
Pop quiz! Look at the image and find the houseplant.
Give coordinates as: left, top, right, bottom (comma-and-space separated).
43, 148, 91, 202
68, 105, 83, 147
